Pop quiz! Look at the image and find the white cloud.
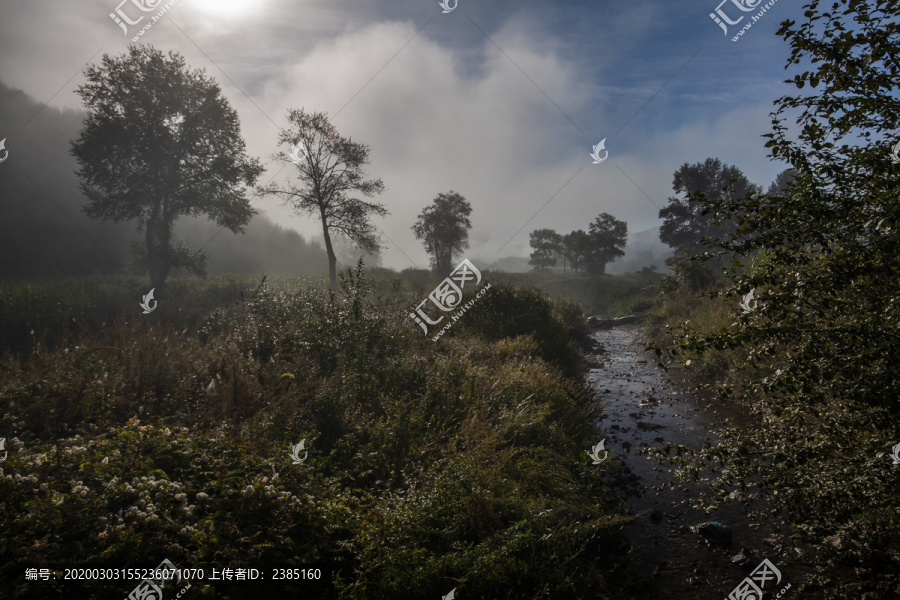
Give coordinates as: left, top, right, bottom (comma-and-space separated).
251, 19, 622, 268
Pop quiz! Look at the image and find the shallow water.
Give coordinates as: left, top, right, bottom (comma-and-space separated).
588, 326, 785, 600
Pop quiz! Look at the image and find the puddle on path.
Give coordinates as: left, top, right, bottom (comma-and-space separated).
588, 325, 784, 600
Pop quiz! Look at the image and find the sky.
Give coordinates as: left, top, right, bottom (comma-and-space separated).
0, 0, 804, 270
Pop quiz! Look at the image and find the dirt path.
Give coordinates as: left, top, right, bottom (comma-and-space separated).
588, 325, 784, 600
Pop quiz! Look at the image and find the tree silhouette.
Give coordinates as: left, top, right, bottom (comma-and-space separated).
585, 213, 627, 275
561, 230, 590, 273
259, 109, 386, 290
658, 158, 759, 258
71, 46, 263, 289
412, 191, 472, 274
766, 168, 797, 197
528, 228, 562, 271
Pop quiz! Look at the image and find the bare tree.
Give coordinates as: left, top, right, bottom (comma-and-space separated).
259, 109, 386, 289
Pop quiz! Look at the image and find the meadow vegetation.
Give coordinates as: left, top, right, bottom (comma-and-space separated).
0, 268, 631, 599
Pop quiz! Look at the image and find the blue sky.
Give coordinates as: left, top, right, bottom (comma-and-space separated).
0, 0, 806, 269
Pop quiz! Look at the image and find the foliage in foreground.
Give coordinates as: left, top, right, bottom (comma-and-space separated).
0, 270, 628, 599
652, 3, 900, 598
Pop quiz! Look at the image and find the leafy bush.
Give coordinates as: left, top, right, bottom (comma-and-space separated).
651, 3, 900, 597
452, 281, 586, 377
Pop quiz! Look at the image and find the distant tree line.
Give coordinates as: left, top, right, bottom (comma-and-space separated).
521, 157, 796, 282
526, 213, 627, 276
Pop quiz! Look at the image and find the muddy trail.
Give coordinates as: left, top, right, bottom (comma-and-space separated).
588, 325, 790, 600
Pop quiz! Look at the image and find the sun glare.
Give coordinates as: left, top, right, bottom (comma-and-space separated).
190, 0, 258, 18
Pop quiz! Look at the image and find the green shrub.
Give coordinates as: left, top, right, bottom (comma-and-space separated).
452, 281, 586, 377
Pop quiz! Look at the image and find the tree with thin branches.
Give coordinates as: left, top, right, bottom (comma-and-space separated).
259, 109, 386, 289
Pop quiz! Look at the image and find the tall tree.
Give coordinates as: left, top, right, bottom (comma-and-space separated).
528, 228, 562, 271
584, 213, 627, 276
664, 2, 900, 596
259, 109, 386, 289
71, 46, 263, 289
412, 191, 472, 274
658, 158, 760, 257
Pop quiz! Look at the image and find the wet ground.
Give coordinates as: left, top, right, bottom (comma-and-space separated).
588, 325, 785, 600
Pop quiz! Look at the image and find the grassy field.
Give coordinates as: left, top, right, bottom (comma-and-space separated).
0, 269, 634, 599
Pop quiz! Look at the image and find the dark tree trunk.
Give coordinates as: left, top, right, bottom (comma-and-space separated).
435, 244, 451, 275
146, 218, 170, 290
320, 208, 337, 290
